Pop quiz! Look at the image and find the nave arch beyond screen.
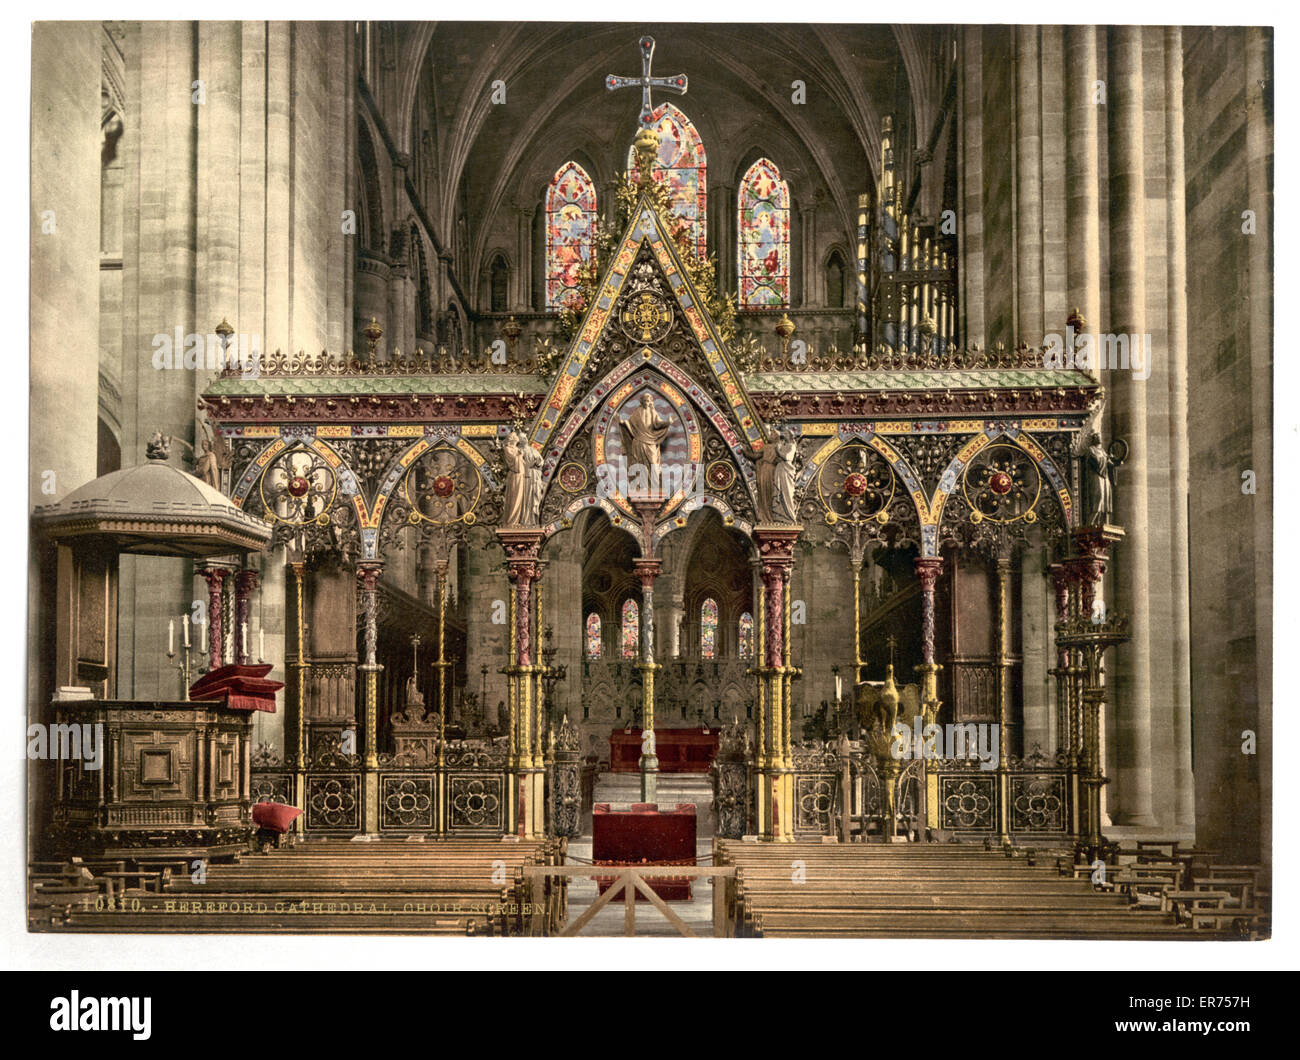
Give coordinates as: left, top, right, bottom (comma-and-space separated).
27, 20, 1272, 940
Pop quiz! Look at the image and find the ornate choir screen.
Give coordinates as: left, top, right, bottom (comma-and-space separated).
203, 111, 1115, 847
712, 731, 1071, 842
251, 733, 582, 837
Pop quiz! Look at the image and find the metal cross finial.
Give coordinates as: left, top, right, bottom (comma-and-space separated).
605, 36, 688, 127
885, 632, 897, 668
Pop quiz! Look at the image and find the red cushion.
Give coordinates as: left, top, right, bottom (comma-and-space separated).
252, 802, 301, 833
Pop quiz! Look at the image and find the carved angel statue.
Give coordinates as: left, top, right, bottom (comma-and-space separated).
756, 427, 799, 523
194, 412, 232, 491
502, 431, 530, 526
1083, 432, 1128, 526
523, 441, 543, 522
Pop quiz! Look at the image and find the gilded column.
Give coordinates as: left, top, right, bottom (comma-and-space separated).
633, 556, 663, 803
499, 528, 545, 838
357, 562, 382, 833
995, 548, 1013, 847
755, 527, 800, 841
289, 554, 308, 831
914, 555, 944, 833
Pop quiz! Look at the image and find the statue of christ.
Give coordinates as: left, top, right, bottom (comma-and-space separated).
618, 392, 671, 472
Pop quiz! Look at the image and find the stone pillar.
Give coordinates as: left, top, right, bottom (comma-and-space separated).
355, 255, 391, 357
1065, 25, 1102, 378
1015, 26, 1044, 347
199, 566, 229, 668
356, 562, 383, 832
960, 26, 986, 348
754, 527, 801, 841
1163, 27, 1196, 830
1245, 27, 1273, 867
1106, 26, 1156, 826
499, 529, 545, 838
233, 568, 260, 665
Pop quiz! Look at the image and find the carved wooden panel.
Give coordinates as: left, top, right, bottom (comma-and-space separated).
119, 730, 196, 802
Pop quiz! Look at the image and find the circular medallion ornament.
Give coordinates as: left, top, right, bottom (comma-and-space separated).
287, 475, 310, 498
433, 475, 455, 498
988, 470, 1014, 495
843, 472, 868, 497
619, 291, 674, 345
705, 460, 736, 492
558, 462, 588, 493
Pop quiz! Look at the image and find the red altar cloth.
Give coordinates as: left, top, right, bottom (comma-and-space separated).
608, 727, 720, 773
592, 803, 697, 901
189, 663, 282, 713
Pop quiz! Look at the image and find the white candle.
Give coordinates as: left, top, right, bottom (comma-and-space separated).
199, 612, 208, 655
835, 674, 842, 702
168, 619, 175, 655
259, 628, 265, 662
182, 616, 190, 649
242, 624, 248, 660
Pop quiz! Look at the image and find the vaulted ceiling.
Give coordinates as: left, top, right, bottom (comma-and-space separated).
392, 22, 946, 285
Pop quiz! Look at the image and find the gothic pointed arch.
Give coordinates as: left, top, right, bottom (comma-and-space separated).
529, 194, 766, 467
545, 160, 598, 311
737, 157, 791, 308
627, 102, 707, 258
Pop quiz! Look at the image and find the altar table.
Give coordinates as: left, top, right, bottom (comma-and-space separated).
592, 803, 697, 901
608, 727, 720, 774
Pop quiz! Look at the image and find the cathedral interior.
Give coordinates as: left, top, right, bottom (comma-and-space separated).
25, 20, 1273, 940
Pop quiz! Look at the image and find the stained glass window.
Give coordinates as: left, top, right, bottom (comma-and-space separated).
701, 598, 719, 659
545, 161, 597, 311
737, 158, 791, 307
738, 612, 754, 659
621, 598, 639, 659
628, 103, 707, 258
586, 612, 602, 659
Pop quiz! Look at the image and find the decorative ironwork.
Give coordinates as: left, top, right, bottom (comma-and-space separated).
260, 446, 338, 526
939, 775, 996, 831
447, 776, 504, 834
307, 774, 360, 831
380, 775, 435, 830
1010, 774, 1067, 834
960, 442, 1042, 525
795, 775, 835, 834
251, 773, 293, 807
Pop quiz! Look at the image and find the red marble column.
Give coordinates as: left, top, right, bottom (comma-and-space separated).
755, 527, 801, 841
233, 568, 260, 665
914, 557, 944, 666
199, 566, 228, 668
